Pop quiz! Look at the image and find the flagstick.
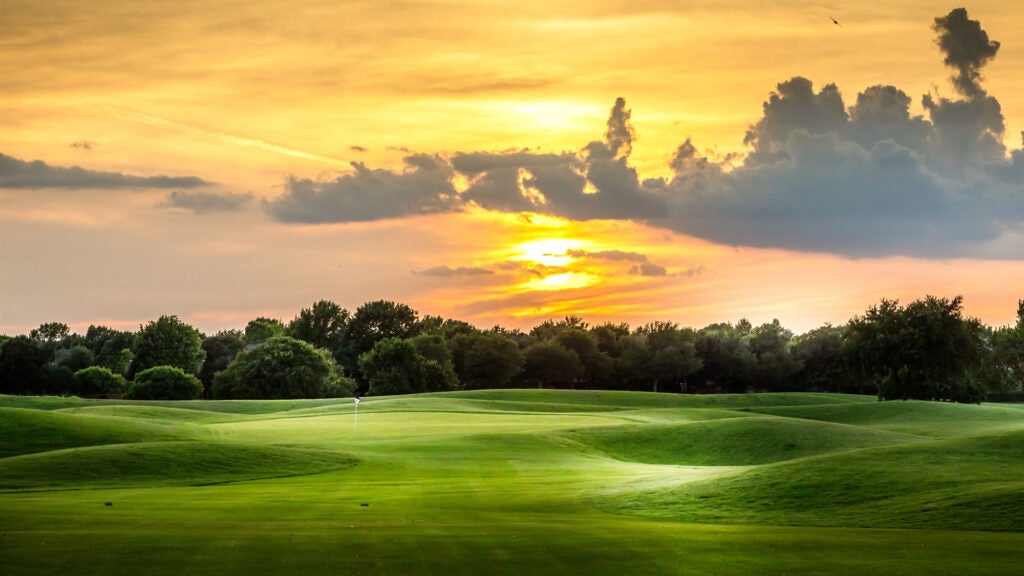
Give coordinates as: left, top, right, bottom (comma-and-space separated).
353, 396, 360, 435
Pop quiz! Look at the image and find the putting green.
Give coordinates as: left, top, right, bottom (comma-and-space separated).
2, 390, 1023, 575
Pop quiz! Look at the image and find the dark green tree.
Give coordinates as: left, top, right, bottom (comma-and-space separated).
244, 317, 286, 345
125, 366, 203, 400
791, 324, 854, 392
30, 322, 70, 344
84, 325, 119, 354
94, 330, 135, 375
133, 316, 205, 375
614, 334, 652, 391
748, 319, 801, 391
591, 322, 631, 359
212, 336, 353, 399
522, 341, 582, 388
989, 300, 1024, 393
341, 300, 420, 378
358, 337, 456, 396
198, 330, 247, 397
56, 345, 94, 374
39, 365, 74, 395
555, 328, 611, 388
287, 300, 348, 354
636, 322, 703, 392
692, 322, 757, 392
845, 295, 988, 403
452, 331, 524, 390
0, 336, 47, 394
73, 366, 128, 397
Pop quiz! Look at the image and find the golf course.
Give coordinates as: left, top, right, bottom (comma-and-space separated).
3, 390, 1024, 575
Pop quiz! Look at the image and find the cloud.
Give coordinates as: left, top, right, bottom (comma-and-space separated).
629, 262, 667, 277
566, 249, 647, 262
263, 9, 1023, 260
69, 140, 96, 150
0, 152, 209, 189
263, 154, 460, 223
933, 7, 1000, 99
162, 191, 254, 214
658, 8, 1020, 258
414, 265, 494, 277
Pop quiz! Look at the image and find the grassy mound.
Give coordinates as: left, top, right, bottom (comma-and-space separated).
561, 415, 920, 465
0, 441, 356, 490
597, 428, 1024, 531
740, 400, 1024, 437
0, 407, 192, 458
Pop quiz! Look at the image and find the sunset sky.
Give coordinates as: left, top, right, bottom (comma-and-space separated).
2, 1, 1023, 336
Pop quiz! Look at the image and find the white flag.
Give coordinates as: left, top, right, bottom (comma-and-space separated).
353, 397, 361, 404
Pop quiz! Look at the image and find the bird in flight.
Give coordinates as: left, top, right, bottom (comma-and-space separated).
831, 16, 842, 27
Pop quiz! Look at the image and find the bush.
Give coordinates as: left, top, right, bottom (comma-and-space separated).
125, 366, 203, 400
212, 336, 354, 399
73, 366, 128, 396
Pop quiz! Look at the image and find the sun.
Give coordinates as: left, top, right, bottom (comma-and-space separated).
513, 238, 589, 267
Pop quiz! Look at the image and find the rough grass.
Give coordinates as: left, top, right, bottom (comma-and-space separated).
2, 391, 1024, 576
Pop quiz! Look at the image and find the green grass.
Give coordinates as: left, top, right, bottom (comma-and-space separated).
2, 391, 1024, 575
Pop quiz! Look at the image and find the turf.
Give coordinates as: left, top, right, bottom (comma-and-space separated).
2, 390, 1023, 575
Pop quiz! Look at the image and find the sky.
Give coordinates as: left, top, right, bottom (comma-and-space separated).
2, 1, 1023, 336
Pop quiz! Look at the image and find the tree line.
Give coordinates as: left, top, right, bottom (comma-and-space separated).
1, 296, 1022, 403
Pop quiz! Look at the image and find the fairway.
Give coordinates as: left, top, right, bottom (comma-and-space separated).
3, 391, 1024, 575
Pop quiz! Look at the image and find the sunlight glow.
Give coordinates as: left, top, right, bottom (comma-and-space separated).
513, 238, 589, 267
522, 271, 600, 291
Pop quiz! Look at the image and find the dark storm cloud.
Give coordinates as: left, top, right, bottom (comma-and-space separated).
414, 265, 494, 277
265, 9, 1023, 259
933, 7, 1000, 98
0, 152, 208, 189
263, 154, 459, 223
162, 191, 254, 214
656, 7, 1023, 258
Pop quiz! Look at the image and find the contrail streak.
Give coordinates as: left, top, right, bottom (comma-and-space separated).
100, 105, 350, 167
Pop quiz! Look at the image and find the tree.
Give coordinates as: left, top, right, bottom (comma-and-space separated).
93, 330, 135, 375
591, 322, 631, 359
244, 317, 286, 345
0, 335, 47, 394
73, 366, 128, 397
410, 333, 459, 388
125, 366, 203, 400
212, 336, 353, 400
358, 337, 456, 396
555, 328, 611, 388
133, 316, 205, 375
30, 322, 70, 344
341, 300, 420, 378
56, 345, 94, 374
791, 324, 853, 392
522, 341, 582, 388
845, 296, 988, 403
614, 334, 653, 391
748, 319, 801, 391
635, 322, 703, 392
692, 322, 757, 392
452, 331, 524, 390
287, 300, 348, 354
989, 300, 1024, 393
198, 330, 247, 396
